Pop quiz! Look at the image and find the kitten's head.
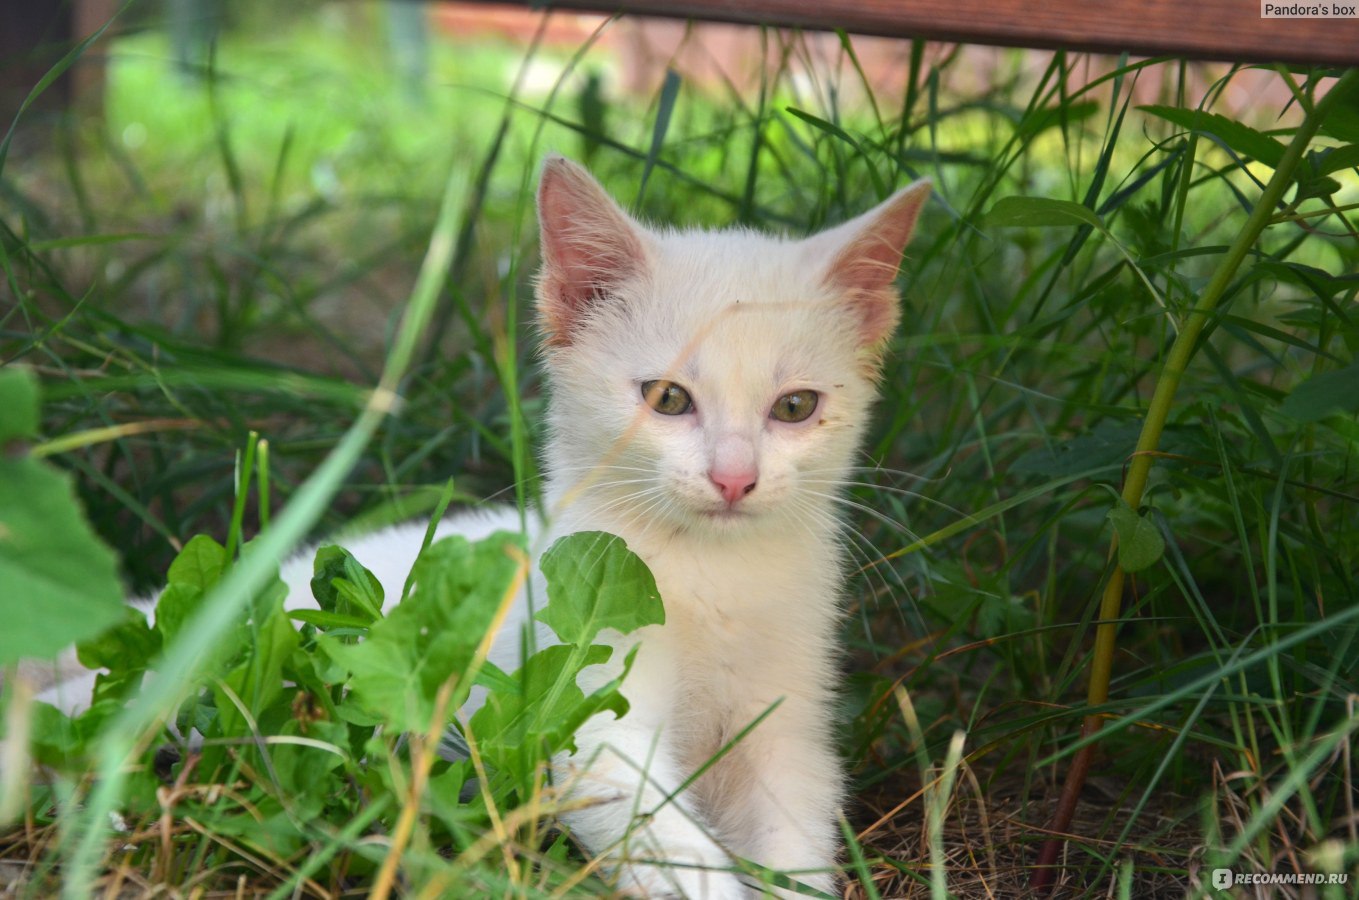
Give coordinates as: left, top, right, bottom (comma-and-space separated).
535, 155, 929, 537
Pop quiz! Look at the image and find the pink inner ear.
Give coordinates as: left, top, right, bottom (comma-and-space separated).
537, 157, 646, 345
824, 180, 931, 349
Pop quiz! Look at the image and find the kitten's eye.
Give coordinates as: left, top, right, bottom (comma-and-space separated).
641, 380, 693, 415
770, 390, 818, 423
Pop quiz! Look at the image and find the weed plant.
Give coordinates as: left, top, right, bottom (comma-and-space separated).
1, 4, 1357, 897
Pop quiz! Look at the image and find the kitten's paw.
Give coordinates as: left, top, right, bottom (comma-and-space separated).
614, 862, 748, 899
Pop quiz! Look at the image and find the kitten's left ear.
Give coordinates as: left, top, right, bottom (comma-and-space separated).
819, 179, 932, 350
536, 154, 649, 348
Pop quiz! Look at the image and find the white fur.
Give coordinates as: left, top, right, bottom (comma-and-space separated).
520, 157, 930, 898
26, 158, 929, 900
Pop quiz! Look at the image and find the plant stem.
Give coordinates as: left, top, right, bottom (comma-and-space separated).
1031, 67, 1359, 892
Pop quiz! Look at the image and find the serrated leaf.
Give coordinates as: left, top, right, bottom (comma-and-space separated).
536, 532, 664, 648
470, 642, 636, 783
1308, 143, 1359, 178
1108, 503, 1165, 573
0, 455, 125, 664
470, 644, 624, 755
1140, 105, 1287, 167
986, 196, 1104, 230
324, 531, 525, 732
1279, 360, 1359, 422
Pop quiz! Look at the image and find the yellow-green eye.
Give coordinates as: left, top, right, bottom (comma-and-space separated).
770, 390, 818, 423
641, 380, 693, 415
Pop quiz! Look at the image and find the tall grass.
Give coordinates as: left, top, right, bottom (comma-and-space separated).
2, 4, 1357, 897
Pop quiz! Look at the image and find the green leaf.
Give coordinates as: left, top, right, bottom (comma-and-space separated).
287, 609, 371, 631
73, 607, 160, 715
155, 535, 228, 644
1279, 360, 1359, 422
1307, 143, 1359, 178
536, 532, 665, 648
310, 544, 384, 624
637, 68, 681, 205
0, 371, 125, 663
1320, 98, 1359, 143
470, 643, 628, 766
1107, 503, 1165, 573
324, 531, 524, 732
468, 532, 662, 783
1013, 422, 1142, 477
213, 605, 299, 735
1139, 105, 1287, 167
986, 196, 1104, 229
77, 606, 160, 673
0, 367, 39, 444
1016, 100, 1101, 139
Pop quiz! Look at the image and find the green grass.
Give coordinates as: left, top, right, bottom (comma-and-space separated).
2, 4, 1358, 897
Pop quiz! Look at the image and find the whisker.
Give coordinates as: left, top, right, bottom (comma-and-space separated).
800, 478, 972, 520
798, 488, 928, 549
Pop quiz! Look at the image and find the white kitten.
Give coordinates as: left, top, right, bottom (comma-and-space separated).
511, 157, 930, 898
30, 156, 929, 900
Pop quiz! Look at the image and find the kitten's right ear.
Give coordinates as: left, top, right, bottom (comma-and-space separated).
536, 155, 648, 346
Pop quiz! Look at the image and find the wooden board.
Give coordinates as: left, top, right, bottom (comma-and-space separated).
479, 0, 1359, 65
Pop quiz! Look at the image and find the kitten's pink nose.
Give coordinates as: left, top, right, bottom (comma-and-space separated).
709, 468, 757, 505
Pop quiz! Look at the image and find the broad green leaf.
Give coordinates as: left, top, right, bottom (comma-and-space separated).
1108, 503, 1165, 573
155, 535, 227, 644
0, 455, 124, 664
1139, 105, 1287, 167
324, 531, 524, 732
166, 533, 227, 590
153, 536, 287, 696
1279, 360, 1359, 422
986, 196, 1104, 230
536, 532, 665, 648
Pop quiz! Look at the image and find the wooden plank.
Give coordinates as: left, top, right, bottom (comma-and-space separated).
479, 0, 1359, 65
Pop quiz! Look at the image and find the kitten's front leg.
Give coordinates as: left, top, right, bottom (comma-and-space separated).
719, 694, 844, 898
559, 637, 748, 900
